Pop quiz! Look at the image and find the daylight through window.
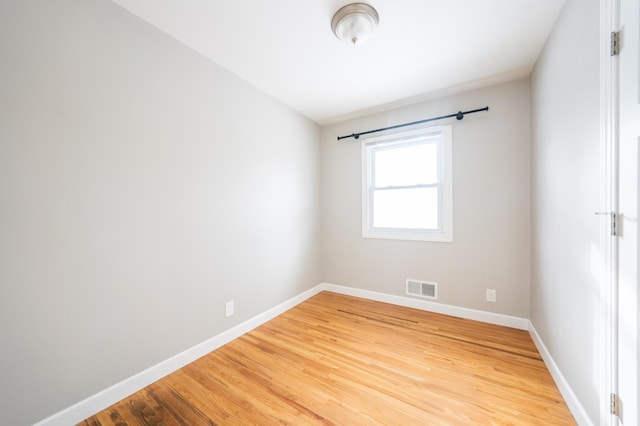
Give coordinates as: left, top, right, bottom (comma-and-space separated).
362, 125, 453, 242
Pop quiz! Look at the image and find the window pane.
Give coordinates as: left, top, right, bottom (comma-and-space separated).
374, 142, 438, 187
372, 187, 439, 230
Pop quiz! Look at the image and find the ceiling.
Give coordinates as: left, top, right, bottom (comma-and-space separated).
111, 0, 566, 125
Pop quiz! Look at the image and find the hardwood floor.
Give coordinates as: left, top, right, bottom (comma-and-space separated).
80, 292, 576, 425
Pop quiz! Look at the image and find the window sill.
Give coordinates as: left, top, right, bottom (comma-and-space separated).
362, 228, 453, 242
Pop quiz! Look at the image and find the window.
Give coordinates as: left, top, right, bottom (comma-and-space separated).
362, 125, 452, 242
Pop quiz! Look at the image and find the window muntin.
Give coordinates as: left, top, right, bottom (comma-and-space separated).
362, 125, 452, 242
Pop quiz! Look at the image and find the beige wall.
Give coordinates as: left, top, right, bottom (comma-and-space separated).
530, 0, 600, 421
0, 1, 321, 424
321, 79, 531, 318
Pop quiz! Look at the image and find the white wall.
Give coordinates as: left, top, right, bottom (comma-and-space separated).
530, 0, 601, 422
321, 79, 531, 318
0, 1, 321, 425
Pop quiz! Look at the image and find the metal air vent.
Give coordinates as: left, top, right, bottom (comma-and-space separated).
406, 279, 438, 300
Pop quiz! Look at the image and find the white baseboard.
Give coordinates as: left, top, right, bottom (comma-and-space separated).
37, 282, 586, 426
318, 282, 530, 330
34, 285, 324, 426
528, 322, 593, 426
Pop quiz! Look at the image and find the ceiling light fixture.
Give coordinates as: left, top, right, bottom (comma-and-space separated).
331, 3, 379, 46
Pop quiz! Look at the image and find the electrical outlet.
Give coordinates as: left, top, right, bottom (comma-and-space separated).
225, 301, 234, 317
486, 289, 497, 303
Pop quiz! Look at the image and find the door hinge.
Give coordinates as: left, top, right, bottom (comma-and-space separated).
595, 211, 618, 236
611, 31, 620, 56
610, 393, 620, 416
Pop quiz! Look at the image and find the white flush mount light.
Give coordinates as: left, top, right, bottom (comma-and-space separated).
331, 3, 379, 46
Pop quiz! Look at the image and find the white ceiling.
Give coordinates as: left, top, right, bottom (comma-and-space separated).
111, 0, 565, 124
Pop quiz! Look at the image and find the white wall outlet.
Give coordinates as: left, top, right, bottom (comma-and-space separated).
486, 289, 497, 303
225, 301, 234, 317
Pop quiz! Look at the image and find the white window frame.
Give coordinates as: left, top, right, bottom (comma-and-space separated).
361, 125, 453, 242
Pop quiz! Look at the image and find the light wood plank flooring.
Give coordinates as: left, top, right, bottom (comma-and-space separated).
80, 291, 576, 425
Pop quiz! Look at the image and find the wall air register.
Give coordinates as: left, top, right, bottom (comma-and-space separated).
406, 279, 438, 300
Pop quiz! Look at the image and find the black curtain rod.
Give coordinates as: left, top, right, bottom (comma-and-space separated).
336, 106, 489, 141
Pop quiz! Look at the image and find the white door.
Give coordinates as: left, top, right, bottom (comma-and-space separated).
615, 0, 639, 423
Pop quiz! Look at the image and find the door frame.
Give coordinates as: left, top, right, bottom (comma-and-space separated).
599, 0, 619, 424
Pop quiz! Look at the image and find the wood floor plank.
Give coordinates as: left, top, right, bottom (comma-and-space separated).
80, 292, 576, 425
